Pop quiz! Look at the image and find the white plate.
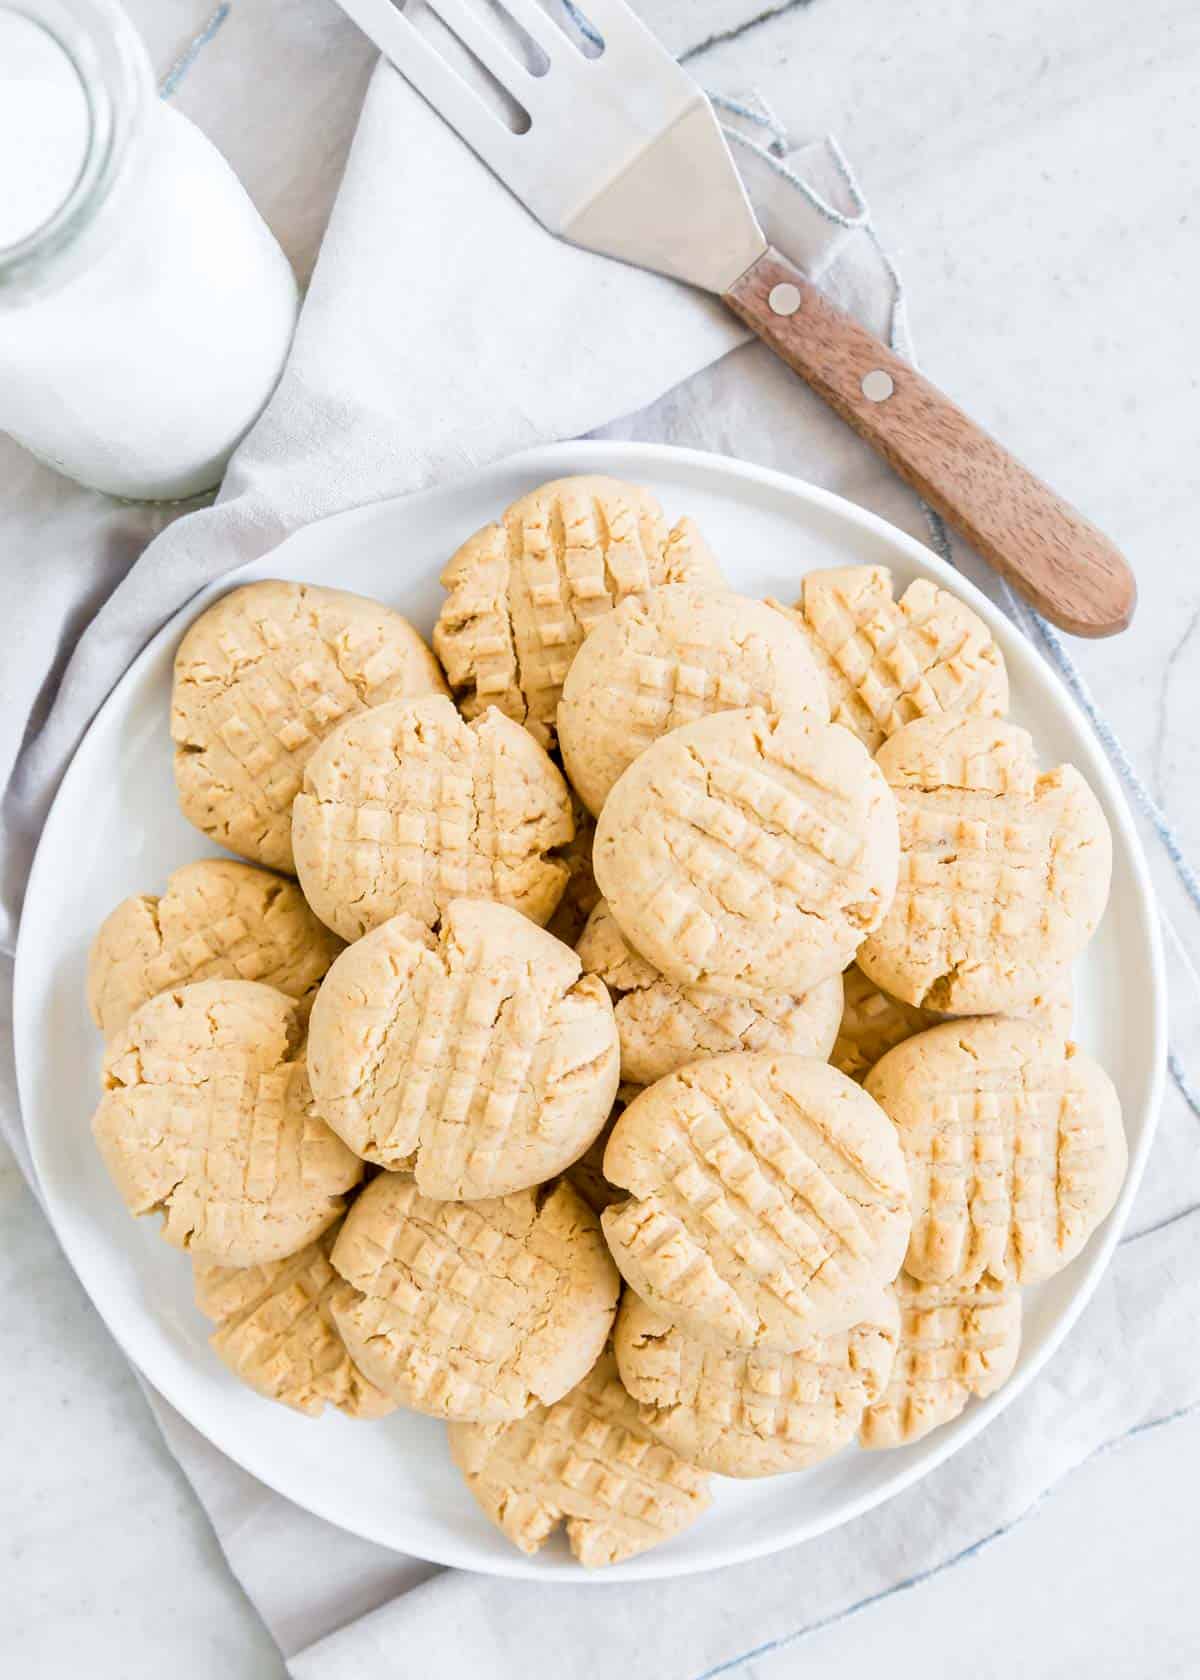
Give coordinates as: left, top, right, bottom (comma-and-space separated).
14, 441, 1165, 1581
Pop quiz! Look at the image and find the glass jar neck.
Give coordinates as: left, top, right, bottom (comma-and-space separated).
0, 0, 155, 301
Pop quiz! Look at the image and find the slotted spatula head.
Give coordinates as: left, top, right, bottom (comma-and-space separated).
337, 1, 1137, 638
335, 0, 767, 291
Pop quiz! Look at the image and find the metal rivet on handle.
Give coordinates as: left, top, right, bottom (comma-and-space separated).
861, 369, 895, 402
768, 283, 801, 317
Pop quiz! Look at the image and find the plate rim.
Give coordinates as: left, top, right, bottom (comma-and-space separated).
13, 437, 1167, 1581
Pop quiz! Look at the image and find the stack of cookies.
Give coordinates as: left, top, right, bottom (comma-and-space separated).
86, 475, 1128, 1568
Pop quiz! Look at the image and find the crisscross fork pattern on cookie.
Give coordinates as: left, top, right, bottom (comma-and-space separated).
101, 1041, 351, 1261
661, 1322, 890, 1446
183, 614, 406, 832
163, 1065, 294, 1228
605, 1076, 877, 1340
142, 905, 319, 998
360, 961, 554, 1184
454, 1354, 710, 1563
436, 478, 718, 742
300, 731, 518, 910
337, 1196, 567, 1417
832, 966, 931, 1082
622, 642, 776, 742
201, 1239, 388, 1417
892, 787, 1052, 971
805, 571, 1004, 747
861, 1276, 1019, 1446
89, 868, 339, 1037
294, 700, 572, 942
646, 742, 864, 944
910, 1073, 1092, 1283
518, 484, 667, 684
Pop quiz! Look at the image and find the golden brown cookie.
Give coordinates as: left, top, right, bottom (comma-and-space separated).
594, 708, 899, 999
859, 1271, 1022, 1449
193, 1226, 394, 1419
291, 694, 572, 943
328, 1175, 618, 1422
448, 1348, 711, 1565
602, 1054, 911, 1349
544, 799, 600, 947
306, 900, 619, 1198
772, 565, 1007, 753
866, 1017, 1126, 1287
577, 899, 842, 1087
92, 980, 362, 1266
563, 1089, 640, 1217
830, 963, 931, 1083
434, 475, 722, 749
558, 585, 827, 816
614, 1290, 899, 1477
171, 580, 446, 873
857, 714, 1111, 1013
831, 962, 1074, 1083
87, 858, 343, 1038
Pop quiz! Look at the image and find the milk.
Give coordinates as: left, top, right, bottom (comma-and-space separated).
0, 21, 89, 247
0, 9, 300, 499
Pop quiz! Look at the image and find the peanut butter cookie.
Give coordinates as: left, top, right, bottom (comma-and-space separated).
172, 580, 446, 873
92, 979, 362, 1266
194, 1226, 394, 1419
577, 898, 841, 1087
88, 858, 342, 1037
328, 1175, 618, 1422
434, 475, 721, 749
594, 708, 899, 999
448, 1348, 711, 1565
615, 1290, 899, 1476
860, 1271, 1021, 1448
558, 585, 826, 816
292, 694, 572, 943
857, 714, 1111, 1013
307, 900, 619, 1198
866, 1017, 1126, 1287
772, 565, 1007, 753
602, 1054, 910, 1349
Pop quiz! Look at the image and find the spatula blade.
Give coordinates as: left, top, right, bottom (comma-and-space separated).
336, 0, 765, 293
562, 91, 765, 293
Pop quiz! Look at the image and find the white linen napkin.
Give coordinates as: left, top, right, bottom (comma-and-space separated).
4, 46, 1200, 1680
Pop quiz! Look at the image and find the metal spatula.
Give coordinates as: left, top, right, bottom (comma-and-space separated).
335, 0, 1135, 636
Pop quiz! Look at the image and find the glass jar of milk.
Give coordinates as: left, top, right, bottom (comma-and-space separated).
0, 0, 300, 499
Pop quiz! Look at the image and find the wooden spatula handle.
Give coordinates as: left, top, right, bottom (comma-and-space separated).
723, 247, 1135, 637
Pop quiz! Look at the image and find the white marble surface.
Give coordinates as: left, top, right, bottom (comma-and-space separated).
4, 0, 1200, 1674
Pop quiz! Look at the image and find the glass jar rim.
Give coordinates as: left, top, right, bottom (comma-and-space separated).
0, 0, 155, 297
